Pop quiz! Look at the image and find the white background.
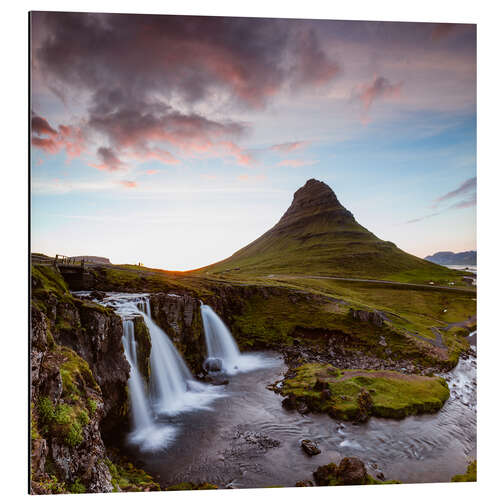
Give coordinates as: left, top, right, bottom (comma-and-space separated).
1, 1, 498, 499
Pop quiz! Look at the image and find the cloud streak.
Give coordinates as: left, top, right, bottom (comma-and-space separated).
433, 176, 476, 206
271, 141, 308, 153
407, 177, 477, 223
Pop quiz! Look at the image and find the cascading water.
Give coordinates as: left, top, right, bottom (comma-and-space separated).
75, 292, 222, 452
201, 304, 241, 373
120, 314, 176, 451
137, 299, 221, 416
121, 318, 152, 432
200, 304, 272, 375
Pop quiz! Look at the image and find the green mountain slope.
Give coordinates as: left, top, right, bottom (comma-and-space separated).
195, 179, 465, 282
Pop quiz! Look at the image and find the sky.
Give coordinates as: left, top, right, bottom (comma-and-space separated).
30, 12, 476, 271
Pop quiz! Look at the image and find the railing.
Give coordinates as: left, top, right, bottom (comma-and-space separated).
53, 254, 85, 268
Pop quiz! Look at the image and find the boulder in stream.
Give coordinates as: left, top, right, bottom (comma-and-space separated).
301, 439, 321, 456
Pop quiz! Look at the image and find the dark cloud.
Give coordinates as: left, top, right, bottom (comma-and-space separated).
31, 113, 85, 158
354, 76, 403, 111
31, 12, 341, 170
32, 114, 57, 136
290, 29, 340, 89
32, 12, 298, 108
93, 147, 125, 172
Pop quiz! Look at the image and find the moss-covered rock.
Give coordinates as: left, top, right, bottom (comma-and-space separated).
451, 461, 477, 482
313, 457, 400, 486
133, 315, 151, 382
282, 363, 449, 421
105, 451, 160, 492
166, 482, 218, 491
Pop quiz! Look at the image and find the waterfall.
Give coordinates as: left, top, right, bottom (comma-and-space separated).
85, 292, 222, 451
200, 304, 270, 375
121, 319, 152, 432
201, 304, 241, 374
137, 298, 219, 416
120, 313, 176, 452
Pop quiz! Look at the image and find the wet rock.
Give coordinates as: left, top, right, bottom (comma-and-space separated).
282, 395, 296, 410
337, 457, 368, 485
301, 439, 321, 456
90, 291, 106, 301
149, 293, 205, 373
204, 357, 223, 373
376, 472, 385, 481
296, 400, 310, 414
313, 463, 337, 486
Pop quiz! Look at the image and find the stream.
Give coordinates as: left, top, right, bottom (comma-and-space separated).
137, 351, 476, 487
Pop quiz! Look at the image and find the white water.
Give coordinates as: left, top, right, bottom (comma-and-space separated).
75, 292, 222, 452
138, 300, 222, 416
200, 304, 273, 375
121, 316, 177, 452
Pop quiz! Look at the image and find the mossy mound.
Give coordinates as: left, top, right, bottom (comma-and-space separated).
313, 457, 400, 486
282, 363, 449, 421
105, 453, 161, 492
451, 461, 477, 482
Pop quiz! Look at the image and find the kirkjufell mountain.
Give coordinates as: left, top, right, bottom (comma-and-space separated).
197, 179, 445, 279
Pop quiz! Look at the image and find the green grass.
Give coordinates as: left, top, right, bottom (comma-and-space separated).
451, 461, 477, 482
283, 363, 450, 420
105, 457, 161, 492
190, 186, 472, 284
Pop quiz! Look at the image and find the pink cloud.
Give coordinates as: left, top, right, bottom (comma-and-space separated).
31, 113, 86, 159
271, 141, 308, 153
356, 76, 403, 111
91, 147, 126, 172
119, 180, 137, 189
145, 169, 159, 175
31, 115, 57, 137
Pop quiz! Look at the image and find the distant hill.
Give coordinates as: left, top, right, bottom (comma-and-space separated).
425, 251, 476, 266
195, 179, 452, 280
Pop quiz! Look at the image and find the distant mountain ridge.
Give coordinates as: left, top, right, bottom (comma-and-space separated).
196, 179, 449, 280
425, 251, 476, 266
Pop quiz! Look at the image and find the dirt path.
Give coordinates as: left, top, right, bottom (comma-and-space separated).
266, 274, 476, 294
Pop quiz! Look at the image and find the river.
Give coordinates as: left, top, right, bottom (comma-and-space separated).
134, 350, 476, 487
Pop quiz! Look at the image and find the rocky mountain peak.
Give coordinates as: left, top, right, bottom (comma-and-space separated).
277, 179, 351, 228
